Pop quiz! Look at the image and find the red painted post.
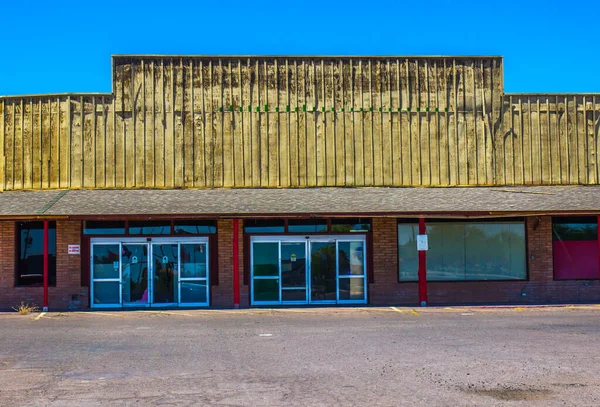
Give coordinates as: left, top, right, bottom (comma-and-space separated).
418, 218, 427, 307
233, 219, 240, 308
43, 220, 49, 312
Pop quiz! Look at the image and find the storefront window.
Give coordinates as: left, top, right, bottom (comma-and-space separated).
331, 219, 371, 233
244, 219, 285, 233
174, 220, 216, 235
288, 219, 327, 233
398, 219, 526, 281
128, 221, 171, 235
83, 221, 126, 235
17, 222, 57, 286
553, 217, 599, 280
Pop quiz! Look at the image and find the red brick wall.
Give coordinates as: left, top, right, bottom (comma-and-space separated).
211, 219, 246, 308
370, 216, 600, 305
0, 221, 87, 311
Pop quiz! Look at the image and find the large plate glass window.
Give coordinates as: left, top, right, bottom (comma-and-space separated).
398, 219, 527, 281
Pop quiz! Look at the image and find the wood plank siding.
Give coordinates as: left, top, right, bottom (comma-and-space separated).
0, 56, 598, 190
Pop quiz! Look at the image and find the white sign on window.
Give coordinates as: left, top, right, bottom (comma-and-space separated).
417, 234, 428, 251
68, 244, 80, 255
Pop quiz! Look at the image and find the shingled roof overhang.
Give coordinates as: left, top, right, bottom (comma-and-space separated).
0, 186, 598, 220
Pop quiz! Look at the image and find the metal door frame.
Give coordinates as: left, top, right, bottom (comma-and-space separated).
90, 237, 210, 308
250, 235, 368, 306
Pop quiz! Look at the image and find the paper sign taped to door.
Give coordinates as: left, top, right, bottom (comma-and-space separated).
162, 256, 169, 264
131, 256, 138, 264
291, 254, 297, 262
113, 261, 119, 270
417, 234, 428, 251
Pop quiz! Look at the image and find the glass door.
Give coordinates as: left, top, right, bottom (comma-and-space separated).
121, 244, 149, 306
337, 240, 367, 303
281, 242, 307, 304
91, 243, 121, 308
250, 236, 368, 306
309, 240, 337, 303
151, 243, 179, 305
179, 242, 209, 306
251, 241, 280, 304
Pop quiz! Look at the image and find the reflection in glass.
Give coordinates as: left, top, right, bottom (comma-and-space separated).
331, 219, 371, 233
93, 281, 120, 304
152, 244, 179, 303
181, 281, 208, 303
92, 244, 120, 279
310, 242, 336, 301
253, 243, 279, 276
282, 289, 306, 302
397, 224, 419, 281
281, 242, 306, 288
84, 221, 126, 235
174, 221, 216, 235
338, 242, 365, 276
122, 244, 148, 304
288, 219, 327, 233
397, 221, 526, 281
180, 244, 207, 278
17, 222, 57, 286
338, 278, 365, 301
129, 221, 171, 235
253, 279, 279, 302
244, 220, 285, 233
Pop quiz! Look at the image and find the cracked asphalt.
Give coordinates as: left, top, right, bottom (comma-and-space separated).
1, 306, 600, 406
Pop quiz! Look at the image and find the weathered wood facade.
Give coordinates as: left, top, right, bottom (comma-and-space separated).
0, 55, 598, 190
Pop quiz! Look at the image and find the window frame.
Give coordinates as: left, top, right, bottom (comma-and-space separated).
15, 221, 57, 287
397, 217, 529, 283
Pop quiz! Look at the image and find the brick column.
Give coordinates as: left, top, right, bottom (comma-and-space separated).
54, 221, 87, 309
369, 217, 418, 305
212, 219, 234, 307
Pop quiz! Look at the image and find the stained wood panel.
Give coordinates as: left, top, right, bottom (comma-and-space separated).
2, 55, 598, 190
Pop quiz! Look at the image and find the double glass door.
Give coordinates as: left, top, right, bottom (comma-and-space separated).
91, 238, 209, 308
251, 236, 367, 305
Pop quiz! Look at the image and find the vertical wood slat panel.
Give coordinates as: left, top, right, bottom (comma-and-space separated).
145, 60, 156, 187
222, 60, 233, 187
0, 100, 5, 191
174, 58, 184, 187
9, 56, 600, 190
428, 60, 439, 186
80, 97, 93, 188
234, 60, 245, 187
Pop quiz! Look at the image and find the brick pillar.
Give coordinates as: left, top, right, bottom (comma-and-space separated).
212, 219, 234, 308
369, 217, 418, 305
54, 221, 87, 309
0, 222, 16, 309
237, 220, 249, 307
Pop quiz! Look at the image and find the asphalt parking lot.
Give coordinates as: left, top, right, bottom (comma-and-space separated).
1, 306, 600, 406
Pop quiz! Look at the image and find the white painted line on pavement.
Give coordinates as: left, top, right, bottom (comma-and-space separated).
34, 312, 46, 320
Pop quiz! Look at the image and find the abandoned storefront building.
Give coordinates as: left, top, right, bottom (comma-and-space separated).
0, 55, 599, 310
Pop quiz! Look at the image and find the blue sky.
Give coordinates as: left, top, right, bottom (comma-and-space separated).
1, 0, 598, 95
